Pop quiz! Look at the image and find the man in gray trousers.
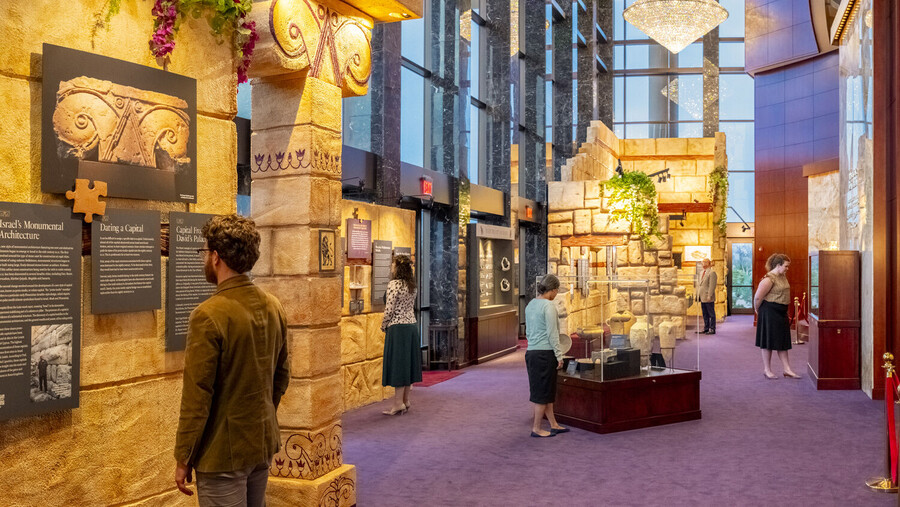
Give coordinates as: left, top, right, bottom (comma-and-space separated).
696, 258, 717, 335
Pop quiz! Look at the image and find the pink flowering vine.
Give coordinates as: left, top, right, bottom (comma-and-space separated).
236, 19, 259, 84
149, 0, 178, 65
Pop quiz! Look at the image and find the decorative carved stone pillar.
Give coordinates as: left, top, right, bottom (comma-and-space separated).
245, 0, 398, 504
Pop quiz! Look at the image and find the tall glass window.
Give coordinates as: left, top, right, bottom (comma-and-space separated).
613, 0, 756, 225
400, 67, 425, 166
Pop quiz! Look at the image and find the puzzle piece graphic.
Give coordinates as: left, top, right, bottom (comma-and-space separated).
65, 179, 107, 223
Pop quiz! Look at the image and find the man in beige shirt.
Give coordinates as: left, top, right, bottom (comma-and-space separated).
696, 258, 717, 335
174, 215, 290, 506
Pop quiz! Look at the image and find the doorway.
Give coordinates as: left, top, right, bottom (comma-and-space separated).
728, 241, 754, 314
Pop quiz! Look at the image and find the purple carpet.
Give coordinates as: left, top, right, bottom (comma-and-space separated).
342, 315, 892, 506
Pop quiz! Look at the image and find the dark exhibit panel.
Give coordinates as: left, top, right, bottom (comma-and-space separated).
0, 202, 82, 421
807, 250, 861, 390
165, 212, 216, 351
91, 209, 161, 314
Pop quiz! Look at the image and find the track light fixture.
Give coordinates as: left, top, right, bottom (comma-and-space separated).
648, 168, 671, 183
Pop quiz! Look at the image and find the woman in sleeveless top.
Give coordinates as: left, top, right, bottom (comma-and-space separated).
753, 253, 801, 379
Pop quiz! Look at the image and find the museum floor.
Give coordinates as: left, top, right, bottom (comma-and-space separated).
342, 315, 891, 506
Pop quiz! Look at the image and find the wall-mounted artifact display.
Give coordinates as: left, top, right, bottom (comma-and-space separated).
319, 230, 336, 272
91, 209, 161, 314
41, 44, 197, 203
682, 246, 711, 264
166, 212, 216, 351
346, 219, 372, 260
0, 202, 82, 421
466, 224, 518, 364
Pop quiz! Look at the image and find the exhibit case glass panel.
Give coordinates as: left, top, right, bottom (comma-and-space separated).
541, 276, 701, 383
477, 237, 515, 312
809, 254, 819, 317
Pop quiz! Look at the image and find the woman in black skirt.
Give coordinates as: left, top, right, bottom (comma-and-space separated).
524, 274, 567, 438
754, 253, 801, 379
381, 255, 422, 415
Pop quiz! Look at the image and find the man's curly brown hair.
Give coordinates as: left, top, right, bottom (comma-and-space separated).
201, 214, 260, 274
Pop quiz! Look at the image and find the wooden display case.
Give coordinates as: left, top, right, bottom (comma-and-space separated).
807, 250, 860, 390
554, 368, 701, 434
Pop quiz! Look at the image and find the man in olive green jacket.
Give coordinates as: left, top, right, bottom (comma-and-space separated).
174, 215, 290, 506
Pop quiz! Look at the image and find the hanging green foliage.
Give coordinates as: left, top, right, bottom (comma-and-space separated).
604, 170, 662, 248
708, 165, 728, 236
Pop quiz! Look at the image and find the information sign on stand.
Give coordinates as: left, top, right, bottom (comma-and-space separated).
0, 202, 82, 421
372, 240, 392, 308
166, 212, 216, 351
91, 209, 161, 314
347, 219, 372, 260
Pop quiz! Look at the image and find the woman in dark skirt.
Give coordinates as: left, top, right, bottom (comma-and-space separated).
381, 255, 422, 415
524, 274, 567, 438
754, 253, 801, 379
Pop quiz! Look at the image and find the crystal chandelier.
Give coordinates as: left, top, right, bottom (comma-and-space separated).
623, 0, 728, 54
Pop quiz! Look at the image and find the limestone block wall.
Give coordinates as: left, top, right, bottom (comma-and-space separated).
0, 2, 237, 505
619, 134, 728, 321
548, 122, 728, 335
338, 201, 415, 411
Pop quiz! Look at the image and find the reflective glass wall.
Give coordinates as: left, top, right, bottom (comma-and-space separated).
613, 0, 754, 224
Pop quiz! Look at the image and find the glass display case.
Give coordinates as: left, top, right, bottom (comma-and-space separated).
543, 274, 703, 433
477, 237, 515, 311
465, 224, 518, 364
544, 276, 702, 383
809, 254, 819, 317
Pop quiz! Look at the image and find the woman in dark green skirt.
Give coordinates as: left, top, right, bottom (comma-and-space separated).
381, 255, 422, 415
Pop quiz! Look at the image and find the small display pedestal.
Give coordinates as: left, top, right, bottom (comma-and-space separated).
554, 368, 701, 434
807, 250, 860, 390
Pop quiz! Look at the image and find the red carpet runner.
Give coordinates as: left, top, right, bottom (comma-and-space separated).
414, 370, 463, 387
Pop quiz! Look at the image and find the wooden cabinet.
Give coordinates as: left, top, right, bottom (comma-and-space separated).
807, 250, 860, 390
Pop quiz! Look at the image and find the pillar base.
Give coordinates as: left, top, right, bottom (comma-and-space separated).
267, 464, 357, 506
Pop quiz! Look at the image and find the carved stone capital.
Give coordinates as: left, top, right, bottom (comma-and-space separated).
271, 423, 343, 480
249, 0, 373, 97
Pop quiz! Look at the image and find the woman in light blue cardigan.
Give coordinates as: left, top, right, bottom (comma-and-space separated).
524, 274, 568, 438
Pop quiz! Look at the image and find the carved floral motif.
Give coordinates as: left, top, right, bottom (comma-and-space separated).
319, 476, 355, 507
252, 149, 340, 174
52, 77, 191, 173
270, 425, 343, 480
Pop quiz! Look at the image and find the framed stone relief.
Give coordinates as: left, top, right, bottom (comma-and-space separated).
41, 44, 198, 203
319, 230, 336, 272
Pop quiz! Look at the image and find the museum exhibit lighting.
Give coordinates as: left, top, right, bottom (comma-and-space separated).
623, 0, 728, 54
648, 168, 670, 183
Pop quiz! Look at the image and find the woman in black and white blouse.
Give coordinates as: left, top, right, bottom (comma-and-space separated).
381, 255, 421, 415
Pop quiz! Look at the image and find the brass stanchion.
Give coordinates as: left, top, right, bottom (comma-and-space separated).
791, 297, 801, 345
866, 353, 899, 493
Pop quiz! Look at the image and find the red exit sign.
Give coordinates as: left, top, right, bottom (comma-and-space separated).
420, 176, 433, 197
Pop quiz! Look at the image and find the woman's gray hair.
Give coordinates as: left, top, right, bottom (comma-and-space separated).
536, 274, 560, 295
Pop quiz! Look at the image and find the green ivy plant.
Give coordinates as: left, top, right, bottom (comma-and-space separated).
604, 170, 663, 248
708, 165, 728, 237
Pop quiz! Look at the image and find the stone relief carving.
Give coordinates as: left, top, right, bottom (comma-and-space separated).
52, 77, 191, 173
271, 425, 343, 480
252, 149, 340, 174
268, 0, 372, 96
319, 476, 355, 507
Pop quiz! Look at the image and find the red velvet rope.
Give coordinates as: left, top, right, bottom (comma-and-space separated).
888, 372, 900, 483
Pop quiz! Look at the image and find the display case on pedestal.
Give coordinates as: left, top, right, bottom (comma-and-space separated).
807, 250, 861, 389
549, 276, 703, 434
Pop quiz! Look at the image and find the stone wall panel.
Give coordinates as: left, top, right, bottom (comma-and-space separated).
279, 373, 343, 429
291, 326, 342, 379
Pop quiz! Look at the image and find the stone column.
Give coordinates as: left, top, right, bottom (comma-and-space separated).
246, 1, 378, 504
